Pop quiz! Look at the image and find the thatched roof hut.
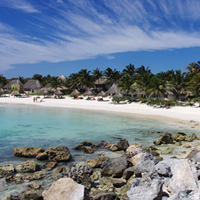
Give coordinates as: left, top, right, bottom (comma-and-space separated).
58, 75, 66, 82
3, 80, 23, 89
71, 89, 81, 96
83, 89, 93, 96
113, 92, 124, 98
24, 80, 43, 90
54, 90, 63, 95
106, 83, 121, 94
94, 77, 109, 85
97, 90, 107, 97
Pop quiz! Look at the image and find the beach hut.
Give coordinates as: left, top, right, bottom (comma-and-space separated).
113, 92, 124, 103
94, 77, 111, 92
3, 79, 23, 95
39, 89, 49, 98
71, 89, 81, 96
58, 75, 66, 82
83, 89, 93, 96
23, 80, 43, 94
106, 83, 122, 96
97, 90, 107, 97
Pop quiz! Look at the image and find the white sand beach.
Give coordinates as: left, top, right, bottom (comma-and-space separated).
0, 95, 200, 127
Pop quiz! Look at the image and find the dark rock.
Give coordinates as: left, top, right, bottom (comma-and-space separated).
6, 174, 24, 184
20, 189, 43, 200
177, 132, 186, 136
45, 146, 72, 162
154, 132, 174, 145
42, 161, 57, 171
116, 139, 129, 150
65, 165, 93, 189
91, 192, 120, 200
1, 194, 20, 200
0, 164, 15, 176
36, 152, 48, 160
123, 167, 135, 180
84, 146, 94, 154
75, 141, 92, 150
92, 144, 99, 148
13, 147, 45, 158
174, 133, 186, 141
101, 156, 128, 177
15, 160, 40, 173
28, 182, 43, 190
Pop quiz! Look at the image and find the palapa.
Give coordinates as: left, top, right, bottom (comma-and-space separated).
97, 90, 107, 97
106, 83, 121, 94
23, 80, 43, 90
113, 92, 124, 98
54, 90, 63, 95
83, 89, 93, 96
71, 89, 81, 96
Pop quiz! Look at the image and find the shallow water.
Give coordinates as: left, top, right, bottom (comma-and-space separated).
0, 104, 200, 198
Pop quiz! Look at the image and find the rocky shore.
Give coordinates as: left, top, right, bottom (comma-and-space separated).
1, 132, 200, 200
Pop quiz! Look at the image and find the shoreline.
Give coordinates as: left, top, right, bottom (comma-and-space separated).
0, 95, 200, 130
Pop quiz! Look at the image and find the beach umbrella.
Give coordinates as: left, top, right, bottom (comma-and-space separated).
39, 89, 49, 97
0, 88, 3, 94
83, 89, 93, 96
97, 90, 107, 97
54, 90, 63, 95
71, 89, 81, 96
61, 86, 68, 90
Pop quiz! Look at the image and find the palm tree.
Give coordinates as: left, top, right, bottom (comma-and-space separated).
122, 64, 135, 78
92, 68, 103, 82
169, 70, 189, 101
50, 76, 61, 91
104, 67, 121, 83
133, 71, 153, 98
135, 65, 151, 79
118, 75, 135, 96
185, 62, 200, 78
189, 73, 200, 106
68, 73, 79, 89
76, 69, 93, 90
148, 76, 167, 103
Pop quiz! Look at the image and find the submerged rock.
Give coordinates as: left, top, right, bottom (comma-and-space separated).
15, 160, 40, 173
0, 164, 15, 176
13, 147, 45, 158
154, 132, 174, 145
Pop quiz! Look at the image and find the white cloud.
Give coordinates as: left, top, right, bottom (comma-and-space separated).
1, 0, 200, 73
0, 0, 39, 13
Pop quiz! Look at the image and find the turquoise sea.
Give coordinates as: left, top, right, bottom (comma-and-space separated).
0, 104, 200, 198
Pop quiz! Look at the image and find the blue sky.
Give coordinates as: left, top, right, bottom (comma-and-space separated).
1, 0, 200, 78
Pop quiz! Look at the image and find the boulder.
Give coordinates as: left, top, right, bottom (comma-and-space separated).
0, 164, 15, 176
186, 147, 200, 162
173, 133, 186, 141
153, 132, 174, 145
101, 156, 128, 177
102, 142, 112, 148
42, 178, 85, 200
123, 167, 135, 180
13, 147, 45, 158
90, 169, 101, 182
52, 166, 67, 180
131, 153, 159, 176
6, 174, 24, 184
1, 194, 20, 200
167, 159, 198, 194
36, 152, 48, 160
75, 141, 92, 150
45, 146, 72, 162
42, 161, 57, 171
161, 147, 174, 154
125, 144, 143, 159
168, 189, 200, 200
15, 160, 40, 173
84, 146, 94, 154
20, 189, 43, 200
23, 170, 48, 181
28, 182, 43, 190
65, 165, 93, 189
127, 178, 163, 200
109, 144, 118, 151
116, 139, 129, 150
85, 154, 107, 168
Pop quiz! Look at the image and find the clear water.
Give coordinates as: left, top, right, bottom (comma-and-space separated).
0, 104, 200, 198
